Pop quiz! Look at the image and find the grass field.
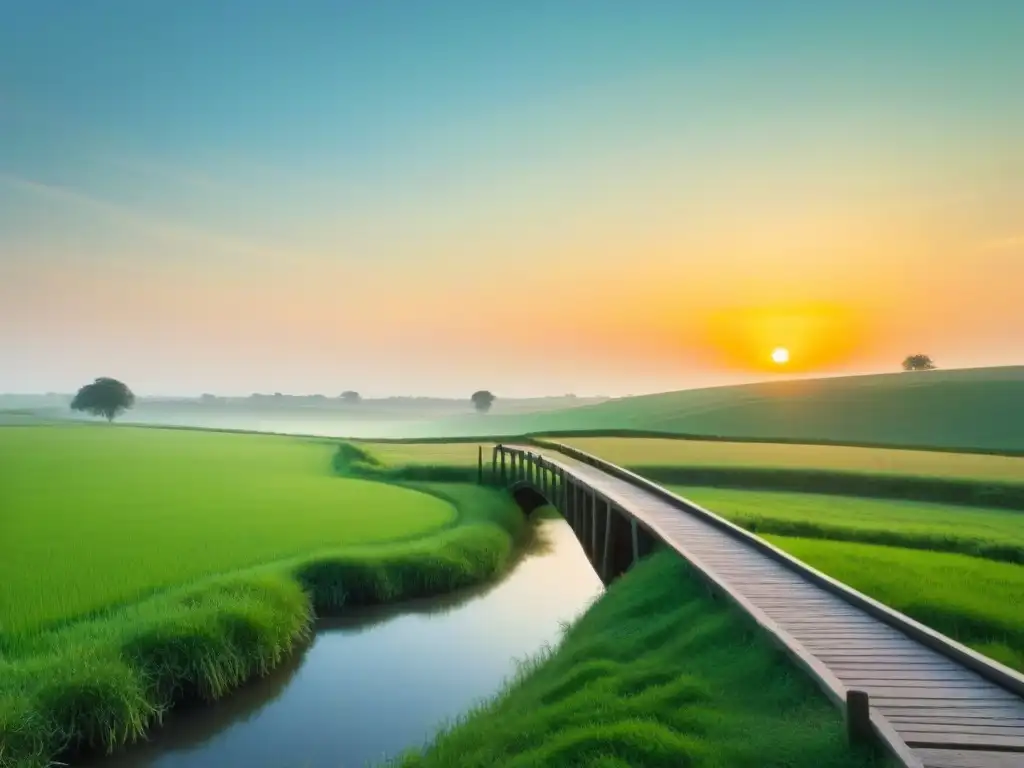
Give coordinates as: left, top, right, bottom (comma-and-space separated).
411, 366, 1024, 452
0, 428, 457, 635
559, 436, 1024, 482
765, 536, 1024, 673
555, 436, 1024, 511
645, 485, 1024, 672
671, 486, 1024, 563
393, 550, 887, 768
0, 426, 528, 768
355, 440, 494, 467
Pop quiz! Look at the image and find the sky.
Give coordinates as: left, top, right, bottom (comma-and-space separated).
1, 1, 1022, 398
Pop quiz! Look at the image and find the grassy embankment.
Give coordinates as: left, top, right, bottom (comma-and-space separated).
550, 436, 1024, 673
0, 427, 525, 768
392, 550, 889, 768
416, 366, 1024, 453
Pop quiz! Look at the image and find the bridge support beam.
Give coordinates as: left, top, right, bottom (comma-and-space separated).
592, 497, 608, 571
632, 519, 657, 564
573, 483, 583, 535
602, 506, 635, 585
584, 491, 593, 563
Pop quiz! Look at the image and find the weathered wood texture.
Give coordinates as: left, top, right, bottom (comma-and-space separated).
498, 444, 1024, 768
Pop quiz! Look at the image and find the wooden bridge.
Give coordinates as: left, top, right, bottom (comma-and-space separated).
492, 442, 1024, 768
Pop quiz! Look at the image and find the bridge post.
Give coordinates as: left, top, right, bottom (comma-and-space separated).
568, 483, 578, 532
563, 476, 572, 521
631, 519, 657, 566
593, 497, 608, 572
577, 485, 586, 536
586, 490, 596, 564
631, 519, 640, 565
578, 488, 587, 547
477, 445, 483, 484
491, 446, 498, 484
601, 503, 613, 581
500, 449, 507, 484
846, 690, 872, 747
604, 508, 634, 585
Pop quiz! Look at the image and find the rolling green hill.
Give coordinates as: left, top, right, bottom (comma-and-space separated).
415, 366, 1024, 452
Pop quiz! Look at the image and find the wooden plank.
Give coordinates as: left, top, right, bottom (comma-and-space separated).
800, 637, 913, 644
829, 660, 964, 668
898, 722, 1024, 736
843, 679, 1002, 690
917, 748, 1024, 768
866, 687, 1019, 701
888, 716, 1024, 727
878, 704, 1024, 717
903, 731, 1024, 749
801, 641, 924, 650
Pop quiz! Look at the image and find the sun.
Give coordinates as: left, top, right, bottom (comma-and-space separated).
771, 346, 790, 365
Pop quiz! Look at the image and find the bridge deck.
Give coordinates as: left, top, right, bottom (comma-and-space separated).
518, 447, 1024, 768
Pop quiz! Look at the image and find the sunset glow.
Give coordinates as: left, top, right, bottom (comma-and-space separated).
1, 3, 1022, 397
772, 348, 790, 365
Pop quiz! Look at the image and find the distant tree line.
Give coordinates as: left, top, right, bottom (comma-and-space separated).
71, 378, 499, 419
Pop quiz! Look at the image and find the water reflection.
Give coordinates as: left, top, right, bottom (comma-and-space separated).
82, 520, 602, 768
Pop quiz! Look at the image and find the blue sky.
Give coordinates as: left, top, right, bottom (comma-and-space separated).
2, 1, 1022, 396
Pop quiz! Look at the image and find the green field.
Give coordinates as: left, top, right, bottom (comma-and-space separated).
672, 486, 1024, 563
648, 485, 1024, 672
0, 428, 456, 635
411, 366, 1024, 452
355, 440, 494, 467
561, 436, 1024, 482
765, 537, 1024, 673
0, 426, 527, 768
395, 550, 886, 768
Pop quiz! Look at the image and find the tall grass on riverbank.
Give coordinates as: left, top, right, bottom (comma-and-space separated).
0, 428, 529, 768
392, 550, 888, 768
1, 483, 525, 768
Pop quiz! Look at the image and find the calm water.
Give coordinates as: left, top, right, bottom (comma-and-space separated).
83, 520, 603, 768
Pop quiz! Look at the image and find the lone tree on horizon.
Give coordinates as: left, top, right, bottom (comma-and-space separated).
340, 390, 361, 403
471, 390, 496, 413
70, 377, 135, 422
902, 354, 937, 371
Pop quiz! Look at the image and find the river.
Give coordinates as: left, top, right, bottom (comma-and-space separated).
81, 519, 603, 767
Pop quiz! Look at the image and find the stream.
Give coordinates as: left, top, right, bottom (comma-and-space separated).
81, 519, 603, 767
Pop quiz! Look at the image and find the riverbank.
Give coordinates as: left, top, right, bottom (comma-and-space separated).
0, 429, 528, 768
393, 549, 889, 768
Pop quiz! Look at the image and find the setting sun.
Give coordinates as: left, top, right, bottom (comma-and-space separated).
771, 347, 790, 365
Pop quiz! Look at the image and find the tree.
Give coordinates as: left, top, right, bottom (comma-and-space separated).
70, 377, 135, 422
902, 354, 937, 371
341, 390, 361, 404
471, 390, 496, 413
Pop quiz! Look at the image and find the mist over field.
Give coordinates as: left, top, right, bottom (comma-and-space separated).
0, 392, 609, 438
